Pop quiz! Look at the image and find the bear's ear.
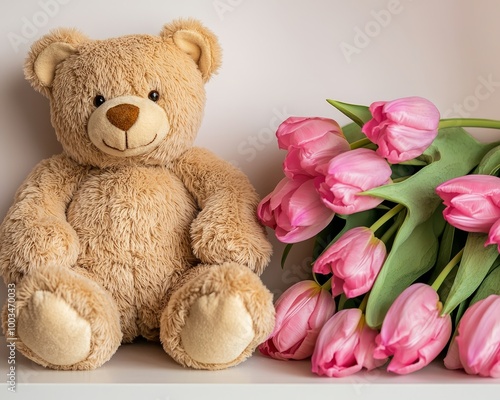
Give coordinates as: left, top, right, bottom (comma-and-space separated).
24, 28, 89, 97
160, 19, 222, 83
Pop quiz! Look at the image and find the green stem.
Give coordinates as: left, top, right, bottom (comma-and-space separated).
379, 213, 404, 244
338, 293, 347, 310
439, 118, 500, 130
431, 249, 464, 291
358, 294, 369, 312
350, 137, 372, 150
312, 271, 321, 286
321, 276, 332, 292
370, 203, 405, 234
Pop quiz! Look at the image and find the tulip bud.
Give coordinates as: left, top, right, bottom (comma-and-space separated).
313, 227, 386, 298
444, 295, 500, 378
315, 148, 392, 215
257, 176, 335, 243
312, 308, 387, 377
259, 280, 336, 360
276, 117, 350, 178
436, 175, 500, 233
362, 96, 440, 164
373, 283, 452, 374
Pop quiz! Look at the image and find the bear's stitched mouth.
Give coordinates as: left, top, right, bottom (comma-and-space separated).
102, 134, 158, 152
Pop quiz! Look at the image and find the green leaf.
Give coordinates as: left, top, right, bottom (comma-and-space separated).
431, 223, 456, 282
341, 122, 366, 143
365, 127, 498, 327
280, 243, 293, 269
441, 233, 499, 315
436, 259, 459, 305
476, 144, 500, 176
467, 256, 500, 307
452, 257, 500, 326
327, 99, 372, 127
366, 206, 445, 328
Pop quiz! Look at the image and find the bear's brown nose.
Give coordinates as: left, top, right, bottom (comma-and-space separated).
106, 103, 140, 131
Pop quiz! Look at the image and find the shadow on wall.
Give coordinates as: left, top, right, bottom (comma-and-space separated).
3, 71, 62, 203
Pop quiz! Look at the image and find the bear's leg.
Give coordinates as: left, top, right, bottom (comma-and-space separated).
2, 266, 122, 370
160, 262, 275, 370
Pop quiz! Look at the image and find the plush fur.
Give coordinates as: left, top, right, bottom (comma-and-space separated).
0, 19, 275, 370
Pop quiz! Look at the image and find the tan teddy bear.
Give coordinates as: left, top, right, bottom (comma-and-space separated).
0, 19, 275, 371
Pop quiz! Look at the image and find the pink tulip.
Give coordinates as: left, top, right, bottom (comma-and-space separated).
259, 280, 336, 360
485, 219, 500, 252
373, 283, 452, 374
276, 117, 350, 178
258, 176, 335, 243
362, 96, 440, 163
315, 148, 392, 215
313, 227, 386, 298
444, 295, 500, 378
312, 308, 387, 377
436, 175, 500, 233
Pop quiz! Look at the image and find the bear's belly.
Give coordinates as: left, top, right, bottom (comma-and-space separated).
66, 166, 198, 340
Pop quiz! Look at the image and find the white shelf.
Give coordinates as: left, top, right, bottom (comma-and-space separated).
1, 338, 499, 400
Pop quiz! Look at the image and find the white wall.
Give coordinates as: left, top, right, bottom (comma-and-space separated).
1, 0, 500, 307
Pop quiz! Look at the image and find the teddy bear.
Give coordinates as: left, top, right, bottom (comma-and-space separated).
0, 19, 276, 371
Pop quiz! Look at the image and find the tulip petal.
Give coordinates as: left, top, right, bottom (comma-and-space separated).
260, 281, 336, 361
436, 175, 500, 233
277, 117, 344, 149
362, 96, 440, 163
258, 176, 335, 244
436, 175, 500, 202
383, 97, 440, 130
375, 284, 452, 374
285, 180, 334, 226
456, 295, 500, 377
358, 326, 388, 371
387, 318, 451, 374
444, 337, 463, 370
317, 149, 391, 214
312, 309, 383, 377
485, 218, 500, 252
313, 227, 386, 298
272, 281, 318, 329
311, 309, 362, 377
377, 124, 437, 163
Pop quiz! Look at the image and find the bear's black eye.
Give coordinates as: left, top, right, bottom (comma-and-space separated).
93, 95, 106, 107
148, 90, 160, 102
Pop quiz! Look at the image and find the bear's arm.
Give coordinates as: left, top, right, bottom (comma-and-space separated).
173, 147, 272, 275
0, 154, 89, 283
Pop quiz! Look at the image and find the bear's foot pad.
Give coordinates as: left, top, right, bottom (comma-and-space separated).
17, 290, 92, 366
180, 293, 254, 364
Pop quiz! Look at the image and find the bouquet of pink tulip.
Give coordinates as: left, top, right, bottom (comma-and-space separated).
257, 96, 500, 378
